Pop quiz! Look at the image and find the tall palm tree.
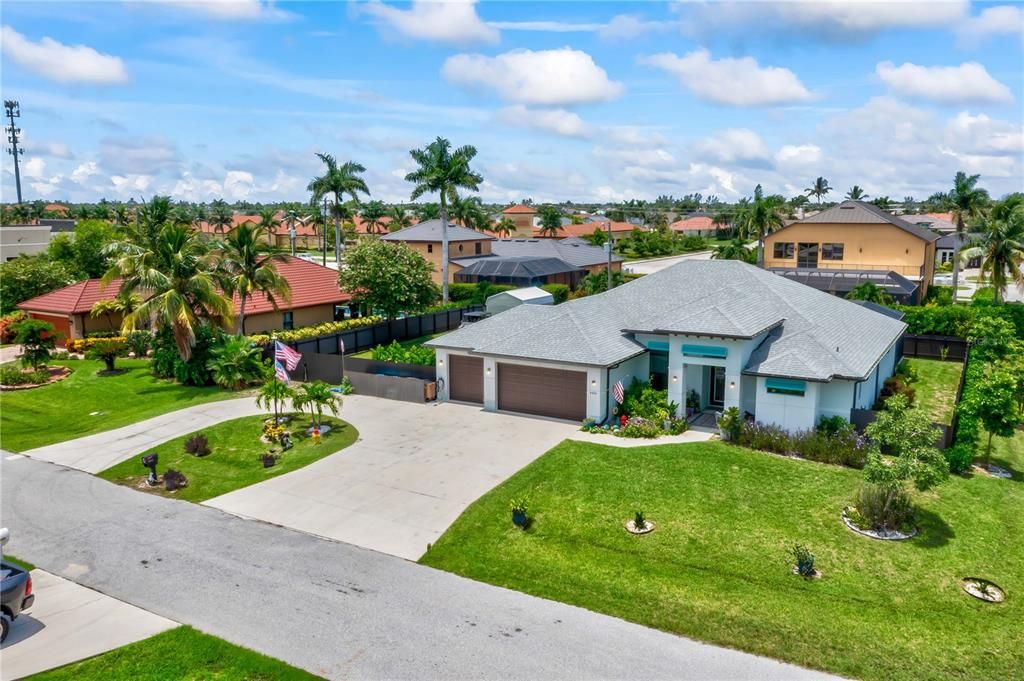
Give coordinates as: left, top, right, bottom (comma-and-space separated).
123, 195, 178, 251
307, 153, 370, 264
405, 137, 483, 303
537, 206, 563, 237
216, 222, 291, 335
208, 200, 234, 236
359, 200, 388, 234
737, 185, 785, 267
805, 176, 832, 204
846, 185, 868, 200
961, 203, 1024, 303
257, 207, 282, 235
944, 171, 990, 292
450, 195, 489, 231
415, 203, 440, 222
103, 224, 233, 360
493, 216, 515, 238
386, 205, 413, 232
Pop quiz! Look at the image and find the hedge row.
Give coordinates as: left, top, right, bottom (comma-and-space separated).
945, 348, 985, 474
895, 301, 1024, 338
66, 336, 128, 353
248, 316, 383, 346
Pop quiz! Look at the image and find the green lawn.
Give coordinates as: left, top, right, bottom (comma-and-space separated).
2, 554, 36, 571
28, 626, 320, 680
351, 332, 445, 359
0, 359, 236, 452
98, 413, 358, 502
421, 440, 1023, 681
906, 357, 964, 425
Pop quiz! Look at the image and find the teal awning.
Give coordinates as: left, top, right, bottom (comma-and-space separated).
645, 340, 669, 351
765, 378, 806, 396
682, 344, 728, 359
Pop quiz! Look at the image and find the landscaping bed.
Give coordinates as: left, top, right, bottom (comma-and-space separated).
0, 359, 236, 452
98, 413, 358, 503
351, 333, 443, 363
26, 626, 320, 680
421, 440, 1023, 681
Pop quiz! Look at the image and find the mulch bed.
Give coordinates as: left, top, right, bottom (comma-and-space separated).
0, 365, 72, 391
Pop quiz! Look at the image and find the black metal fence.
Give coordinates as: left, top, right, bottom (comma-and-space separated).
902, 334, 967, 361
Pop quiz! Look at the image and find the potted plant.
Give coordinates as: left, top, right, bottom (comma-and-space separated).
790, 543, 816, 578
717, 406, 742, 441
686, 390, 700, 417
510, 497, 529, 528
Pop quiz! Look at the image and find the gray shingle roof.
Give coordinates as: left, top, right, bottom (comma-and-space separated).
791, 200, 940, 242
454, 237, 623, 269
429, 260, 906, 381
382, 219, 494, 243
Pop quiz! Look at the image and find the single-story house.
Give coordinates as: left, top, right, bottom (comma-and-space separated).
16, 256, 351, 342
669, 212, 720, 237
534, 220, 637, 243
485, 286, 554, 316
427, 259, 905, 431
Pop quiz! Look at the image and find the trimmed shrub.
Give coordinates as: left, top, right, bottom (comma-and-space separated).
152, 324, 221, 386
738, 421, 868, 468
67, 336, 128, 353
0, 311, 26, 343
85, 330, 120, 339
184, 434, 211, 457
370, 340, 436, 366
851, 483, 914, 533
0, 366, 50, 386
620, 379, 678, 422
540, 283, 570, 304
125, 330, 152, 357
448, 283, 478, 302
248, 316, 383, 346
85, 338, 128, 372
875, 375, 915, 409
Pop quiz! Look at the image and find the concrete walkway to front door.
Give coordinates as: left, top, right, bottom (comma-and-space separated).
204, 396, 578, 560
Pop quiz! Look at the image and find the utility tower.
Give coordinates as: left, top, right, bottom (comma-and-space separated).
4, 100, 24, 204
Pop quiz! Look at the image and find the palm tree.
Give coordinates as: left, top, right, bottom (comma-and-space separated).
216, 222, 291, 335
737, 185, 785, 267
103, 224, 233, 360
257, 377, 295, 424
493, 216, 516, 238
257, 207, 282, 237
871, 196, 893, 211
846, 185, 868, 200
386, 205, 412, 232
960, 203, 1024, 303
944, 171, 991, 292
208, 200, 234, 236
292, 381, 341, 430
805, 176, 832, 204
405, 137, 483, 303
846, 281, 893, 305
308, 153, 370, 264
360, 200, 388, 235
90, 299, 120, 330
415, 202, 440, 222
122, 195, 178, 251
450, 195, 486, 230
113, 204, 131, 227
711, 239, 753, 262
206, 336, 266, 390
710, 209, 733, 237
111, 290, 143, 331
537, 206, 563, 237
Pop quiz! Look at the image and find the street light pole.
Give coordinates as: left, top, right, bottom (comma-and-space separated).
606, 219, 613, 291
4, 101, 24, 204
322, 196, 328, 267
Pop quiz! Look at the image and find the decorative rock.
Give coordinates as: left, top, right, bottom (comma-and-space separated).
624, 519, 656, 535
841, 508, 917, 541
962, 578, 1005, 603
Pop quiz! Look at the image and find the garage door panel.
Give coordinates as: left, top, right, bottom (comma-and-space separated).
497, 363, 587, 421
449, 355, 483, 404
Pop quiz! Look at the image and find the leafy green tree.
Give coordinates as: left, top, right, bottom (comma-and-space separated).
386, 204, 413, 232
292, 381, 341, 429
0, 256, 76, 315
737, 185, 785, 267
582, 226, 608, 247
967, 315, 1016, 362
13, 318, 57, 369
846, 281, 894, 305
86, 337, 127, 373
845, 185, 868, 200
405, 137, 483, 303
537, 206, 563, 237
308, 153, 370, 263
805, 176, 832, 204
871, 196, 893, 210
257, 377, 295, 422
414, 202, 440, 221
338, 240, 439, 319
711, 239, 754, 263
216, 222, 291, 335
206, 336, 267, 390
579, 270, 625, 295
359, 200, 388, 235
942, 171, 991, 292
961, 202, 1024, 303
968, 369, 1020, 470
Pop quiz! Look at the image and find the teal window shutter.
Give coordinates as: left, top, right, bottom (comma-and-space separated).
766, 378, 806, 396
682, 344, 728, 359
645, 340, 669, 351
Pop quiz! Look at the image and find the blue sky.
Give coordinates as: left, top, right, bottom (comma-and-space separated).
1, 0, 1022, 205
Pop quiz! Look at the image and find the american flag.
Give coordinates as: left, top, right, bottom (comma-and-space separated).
612, 380, 625, 404
274, 340, 301, 371
274, 359, 290, 383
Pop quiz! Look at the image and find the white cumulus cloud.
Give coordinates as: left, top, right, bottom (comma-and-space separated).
360, 0, 498, 45
143, 0, 294, 21
443, 48, 624, 106
639, 49, 813, 107
955, 5, 1024, 48
1, 25, 128, 84
876, 61, 1014, 103
691, 128, 773, 168
497, 106, 591, 138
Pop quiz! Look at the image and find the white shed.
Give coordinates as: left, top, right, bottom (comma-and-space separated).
485, 286, 554, 315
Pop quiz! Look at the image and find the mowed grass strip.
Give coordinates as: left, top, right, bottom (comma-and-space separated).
98, 413, 358, 502
0, 359, 235, 452
421, 440, 1023, 681
905, 357, 964, 425
27, 626, 322, 680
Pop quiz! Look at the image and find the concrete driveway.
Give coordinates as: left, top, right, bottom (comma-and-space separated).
204, 396, 577, 560
0, 569, 176, 680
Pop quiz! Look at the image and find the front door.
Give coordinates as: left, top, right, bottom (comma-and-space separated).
709, 366, 726, 407
797, 242, 819, 268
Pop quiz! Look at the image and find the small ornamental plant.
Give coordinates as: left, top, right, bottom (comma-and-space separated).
184, 434, 211, 457
634, 511, 646, 529
790, 543, 816, 578
509, 497, 529, 528
163, 469, 188, 492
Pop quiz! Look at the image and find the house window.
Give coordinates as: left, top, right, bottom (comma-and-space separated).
682, 344, 728, 359
427, 244, 433, 253
822, 243, 845, 261
797, 243, 818, 268
766, 378, 806, 396
475, 242, 482, 254
773, 242, 794, 259
458, 244, 464, 253
283, 311, 294, 330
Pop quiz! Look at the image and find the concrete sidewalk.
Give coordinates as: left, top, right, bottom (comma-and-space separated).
0, 568, 176, 680
21, 397, 264, 473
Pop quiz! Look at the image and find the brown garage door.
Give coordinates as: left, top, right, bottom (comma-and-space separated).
449, 355, 484, 404
497, 363, 587, 421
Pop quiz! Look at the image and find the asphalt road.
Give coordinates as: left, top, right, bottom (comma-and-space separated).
1, 456, 837, 680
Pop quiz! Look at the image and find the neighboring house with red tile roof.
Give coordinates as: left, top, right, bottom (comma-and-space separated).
44, 203, 69, 216
501, 204, 537, 237
16, 256, 351, 342
669, 213, 720, 237
533, 220, 638, 242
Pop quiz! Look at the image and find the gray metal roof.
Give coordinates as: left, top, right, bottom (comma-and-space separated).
455, 256, 581, 279
429, 259, 906, 381
770, 268, 919, 297
382, 219, 494, 243
454, 238, 622, 269
790, 200, 940, 242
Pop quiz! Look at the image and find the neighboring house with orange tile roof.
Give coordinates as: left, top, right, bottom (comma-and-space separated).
533, 220, 637, 243
16, 256, 352, 342
669, 212, 721, 237
501, 204, 537, 237
44, 203, 69, 216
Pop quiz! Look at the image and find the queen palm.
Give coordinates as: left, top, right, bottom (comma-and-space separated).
257, 377, 295, 424
257, 207, 282, 235
738, 185, 785, 267
386, 205, 412, 232
308, 153, 370, 264
292, 381, 341, 430
493, 216, 515, 238
405, 137, 483, 303
216, 222, 291, 335
846, 185, 868, 200
360, 200, 388, 235
415, 203, 440, 222
90, 290, 143, 331
944, 171, 990, 292
537, 206, 563, 237
805, 176, 832, 204
103, 224, 233, 360
961, 203, 1024, 303
208, 200, 234, 236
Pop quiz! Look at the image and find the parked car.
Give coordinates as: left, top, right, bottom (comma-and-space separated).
1, 528, 35, 643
